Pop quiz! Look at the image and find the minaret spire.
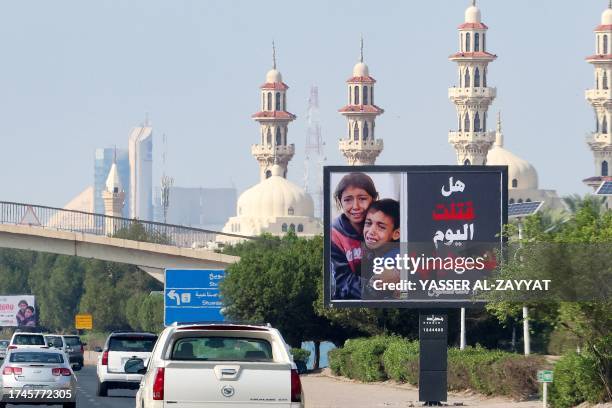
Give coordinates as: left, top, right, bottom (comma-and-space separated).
360, 36, 364, 63
448, 1, 497, 165
584, 4, 612, 190
496, 112, 502, 133
251, 49, 295, 181
338, 45, 384, 166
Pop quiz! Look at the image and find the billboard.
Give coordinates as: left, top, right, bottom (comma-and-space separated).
0, 296, 37, 327
324, 166, 507, 308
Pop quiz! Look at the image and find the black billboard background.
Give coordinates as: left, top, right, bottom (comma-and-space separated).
404, 170, 504, 302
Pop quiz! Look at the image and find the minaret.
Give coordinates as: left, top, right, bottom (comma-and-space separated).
585, 1, 612, 189
102, 154, 125, 235
251, 43, 296, 180
449, 0, 497, 165
338, 39, 384, 165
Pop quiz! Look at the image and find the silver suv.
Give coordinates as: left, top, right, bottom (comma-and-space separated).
96, 331, 158, 397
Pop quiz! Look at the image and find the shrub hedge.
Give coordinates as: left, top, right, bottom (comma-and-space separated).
290, 348, 311, 363
329, 335, 545, 400
549, 352, 607, 408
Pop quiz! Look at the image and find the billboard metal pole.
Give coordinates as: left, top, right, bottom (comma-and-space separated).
518, 221, 531, 355
460, 308, 466, 350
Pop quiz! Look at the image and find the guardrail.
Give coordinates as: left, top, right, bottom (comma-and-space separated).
0, 201, 252, 249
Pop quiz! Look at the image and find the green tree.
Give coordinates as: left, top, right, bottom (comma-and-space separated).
79, 260, 129, 331
113, 222, 170, 244
0, 249, 36, 295
489, 198, 611, 402
222, 233, 350, 368
28, 255, 84, 331
137, 294, 164, 333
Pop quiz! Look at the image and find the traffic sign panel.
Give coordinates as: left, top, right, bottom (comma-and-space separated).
537, 370, 553, 383
164, 269, 226, 326
75, 314, 93, 330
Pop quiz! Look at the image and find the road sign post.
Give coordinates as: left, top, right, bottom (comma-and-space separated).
164, 269, 226, 326
537, 370, 553, 407
75, 314, 93, 330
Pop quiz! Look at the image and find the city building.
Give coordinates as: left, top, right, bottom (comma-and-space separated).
338, 40, 384, 165
94, 147, 129, 217
448, 0, 497, 166
584, 2, 612, 191
157, 186, 237, 231
128, 125, 153, 220
222, 52, 321, 238
47, 186, 95, 230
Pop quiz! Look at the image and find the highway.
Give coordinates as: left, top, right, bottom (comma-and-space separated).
8, 366, 135, 408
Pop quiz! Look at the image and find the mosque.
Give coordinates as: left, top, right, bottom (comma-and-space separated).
214, 1, 612, 238
584, 3, 612, 190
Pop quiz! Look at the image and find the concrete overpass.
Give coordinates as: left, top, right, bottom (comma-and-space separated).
0, 201, 248, 282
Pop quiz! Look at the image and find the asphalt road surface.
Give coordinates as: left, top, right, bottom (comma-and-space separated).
4, 366, 136, 408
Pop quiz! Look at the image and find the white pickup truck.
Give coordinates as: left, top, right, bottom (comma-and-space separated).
132, 323, 304, 408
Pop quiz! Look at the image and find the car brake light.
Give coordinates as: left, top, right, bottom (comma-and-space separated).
152, 368, 165, 400
3, 366, 23, 375
101, 350, 108, 366
52, 368, 71, 376
80, 344, 84, 353
290, 369, 302, 402
7, 345, 17, 350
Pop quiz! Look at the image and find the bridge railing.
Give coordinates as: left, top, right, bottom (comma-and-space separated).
0, 201, 252, 249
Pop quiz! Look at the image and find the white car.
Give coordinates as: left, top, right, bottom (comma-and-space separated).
0, 348, 76, 408
96, 331, 158, 397
8, 332, 47, 351
133, 323, 304, 408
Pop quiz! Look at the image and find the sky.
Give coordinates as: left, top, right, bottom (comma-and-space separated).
0, 0, 604, 208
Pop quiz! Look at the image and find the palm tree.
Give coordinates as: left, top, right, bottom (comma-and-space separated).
562, 194, 607, 216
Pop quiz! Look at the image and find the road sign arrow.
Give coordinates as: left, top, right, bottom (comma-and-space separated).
167, 289, 181, 306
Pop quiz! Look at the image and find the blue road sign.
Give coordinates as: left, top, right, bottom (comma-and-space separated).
164, 269, 226, 326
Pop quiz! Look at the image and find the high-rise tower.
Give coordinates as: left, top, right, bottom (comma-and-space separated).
128, 123, 153, 220
251, 43, 296, 180
449, 1, 497, 165
339, 40, 384, 165
585, 2, 612, 189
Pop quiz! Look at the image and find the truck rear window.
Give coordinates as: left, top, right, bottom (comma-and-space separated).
171, 337, 273, 361
109, 337, 156, 352
10, 352, 64, 364
13, 335, 45, 346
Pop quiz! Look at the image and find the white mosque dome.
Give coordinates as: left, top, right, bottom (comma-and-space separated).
602, 7, 612, 25
487, 133, 538, 190
236, 165, 314, 218
353, 62, 369, 77
266, 69, 282, 83
465, 4, 482, 24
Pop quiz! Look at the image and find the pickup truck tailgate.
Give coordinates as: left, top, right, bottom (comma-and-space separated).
164, 361, 293, 407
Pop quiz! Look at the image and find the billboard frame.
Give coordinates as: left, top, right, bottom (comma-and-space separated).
323, 165, 508, 309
